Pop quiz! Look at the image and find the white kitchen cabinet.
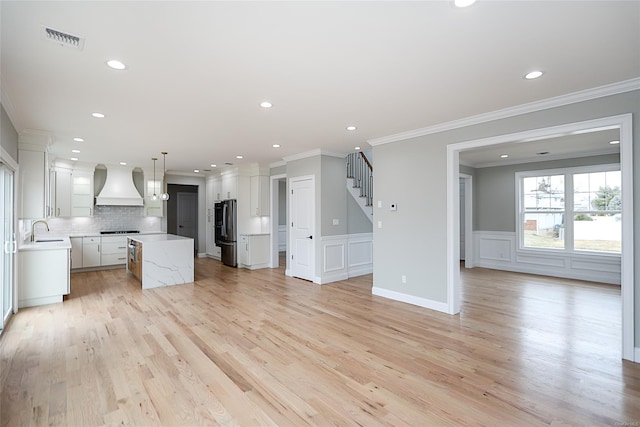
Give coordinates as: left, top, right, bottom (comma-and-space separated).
238, 234, 270, 270
250, 175, 269, 216
101, 235, 128, 266
212, 177, 222, 201
71, 169, 94, 217
205, 177, 216, 256
221, 173, 237, 200
19, 248, 70, 307
70, 237, 83, 270
82, 236, 101, 268
51, 165, 72, 217
19, 148, 50, 219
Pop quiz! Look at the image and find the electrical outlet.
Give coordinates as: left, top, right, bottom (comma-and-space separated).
332, 219, 339, 225
377, 200, 382, 208
377, 221, 382, 229
401, 275, 407, 283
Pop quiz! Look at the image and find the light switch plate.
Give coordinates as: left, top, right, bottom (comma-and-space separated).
332, 219, 339, 225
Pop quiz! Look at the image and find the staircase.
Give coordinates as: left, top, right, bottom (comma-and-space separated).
346, 152, 373, 222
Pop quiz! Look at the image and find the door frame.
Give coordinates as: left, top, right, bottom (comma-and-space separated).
459, 173, 473, 268
446, 113, 634, 361
0, 147, 18, 329
288, 175, 316, 281
270, 173, 286, 268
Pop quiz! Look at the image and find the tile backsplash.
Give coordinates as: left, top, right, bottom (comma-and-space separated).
44, 206, 163, 235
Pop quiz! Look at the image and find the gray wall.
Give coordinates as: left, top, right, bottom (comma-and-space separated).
321, 156, 347, 236
372, 89, 640, 344
347, 195, 373, 234
475, 153, 620, 232
1, 104, 18, 162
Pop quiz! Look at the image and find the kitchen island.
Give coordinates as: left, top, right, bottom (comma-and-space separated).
127, 234, 194, 289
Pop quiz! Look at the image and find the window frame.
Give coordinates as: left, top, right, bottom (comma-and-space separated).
516, 163, 621, 256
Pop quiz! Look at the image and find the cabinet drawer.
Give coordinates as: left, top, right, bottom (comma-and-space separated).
83, 236, 100, 244
102, 241, 128, 255
101, 253, 128, 266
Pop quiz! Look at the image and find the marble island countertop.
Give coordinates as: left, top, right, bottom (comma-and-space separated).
128, 234, 191, 243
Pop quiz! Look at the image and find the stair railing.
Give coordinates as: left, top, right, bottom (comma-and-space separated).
346, 152, 373, 207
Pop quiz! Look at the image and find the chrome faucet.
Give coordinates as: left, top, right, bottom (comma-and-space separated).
30, 219, 50, 242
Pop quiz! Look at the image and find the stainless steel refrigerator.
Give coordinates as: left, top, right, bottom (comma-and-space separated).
215, 199, 237, 267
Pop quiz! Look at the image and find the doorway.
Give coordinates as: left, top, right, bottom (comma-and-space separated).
289, 175, 315, 282
167, 184, 199, 255
270, 174, 287, 269
446, 114, 634, 361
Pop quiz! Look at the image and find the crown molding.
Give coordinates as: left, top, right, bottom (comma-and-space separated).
18, 129, 52, 151
0, 77, 18, 128
283, 149, 347, 162
368, 77, 640, 147
269, 160, 286, 169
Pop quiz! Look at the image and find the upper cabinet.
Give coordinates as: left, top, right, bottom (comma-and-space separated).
250, 175, 269, 216
71, 166, 95, 217
49, 161, 95, 217
50, 162, 72, 217
19, 131, 51, 219
221, 172, 237, 200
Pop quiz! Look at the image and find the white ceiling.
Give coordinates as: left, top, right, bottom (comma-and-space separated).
2, 1, 639, 174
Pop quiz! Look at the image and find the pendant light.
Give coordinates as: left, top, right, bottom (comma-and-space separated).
160, 151, 170, 201
151, 157, 158, 201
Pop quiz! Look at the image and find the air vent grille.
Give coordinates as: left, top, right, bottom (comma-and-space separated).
43, 26, 84, 50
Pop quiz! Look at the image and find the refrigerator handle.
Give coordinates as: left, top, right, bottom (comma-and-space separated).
222, 203, 227, 238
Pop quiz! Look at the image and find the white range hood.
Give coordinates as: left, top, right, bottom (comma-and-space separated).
95, 166, 143, 206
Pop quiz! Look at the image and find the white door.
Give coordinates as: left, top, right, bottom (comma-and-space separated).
1, 164, 16, 330
177, 192, 198, 252
289, 177, 315, 281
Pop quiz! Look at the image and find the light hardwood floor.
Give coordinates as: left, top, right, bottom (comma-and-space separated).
1, 258, 639, 426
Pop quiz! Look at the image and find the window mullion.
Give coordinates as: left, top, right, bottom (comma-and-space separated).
565, 173, 574, 252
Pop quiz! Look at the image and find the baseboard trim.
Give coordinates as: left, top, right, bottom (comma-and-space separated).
372, 287, 449, 314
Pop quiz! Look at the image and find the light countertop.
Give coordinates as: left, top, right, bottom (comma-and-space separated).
19, 236, 71, 251
128, 234, 193, 243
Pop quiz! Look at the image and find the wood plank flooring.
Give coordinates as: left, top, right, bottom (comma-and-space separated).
2, 258, 639, 426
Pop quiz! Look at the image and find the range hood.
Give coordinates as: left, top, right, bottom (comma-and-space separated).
95, 166, 144, 206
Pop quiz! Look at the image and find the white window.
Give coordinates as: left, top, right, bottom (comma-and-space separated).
517, 164, 621, 254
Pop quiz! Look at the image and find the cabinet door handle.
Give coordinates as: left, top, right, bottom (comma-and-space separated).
98, 245, 100, 252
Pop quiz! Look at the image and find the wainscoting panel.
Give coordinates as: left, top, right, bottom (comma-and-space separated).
278, 225, 287, 252
318, 233, 373, 284
473, 230, 621, 285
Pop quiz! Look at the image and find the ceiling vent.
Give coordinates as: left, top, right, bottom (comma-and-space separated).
42, 26, 85, 50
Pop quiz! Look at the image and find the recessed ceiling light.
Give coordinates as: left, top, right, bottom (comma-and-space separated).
236, 155, 243, 159
524, 70, 544, 80
71, 149, 80, 153
210, 164, 217, 168
500, 154, 509, 158
73, 137, 84, 142
355, 146, 361, 150
609, 140, 620, 145
259, 101, 272, 108
272, 144, 281, 148
454, 0, 476, 7
346, 126, 357, 131
91, 112, 105, 118
119, 161, 127, 166
194, 169, 200, 173
70, 157, 78, 161
106, 60, 126, 70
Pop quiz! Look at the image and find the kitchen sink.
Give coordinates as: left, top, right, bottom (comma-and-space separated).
35, 239, 64, 243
